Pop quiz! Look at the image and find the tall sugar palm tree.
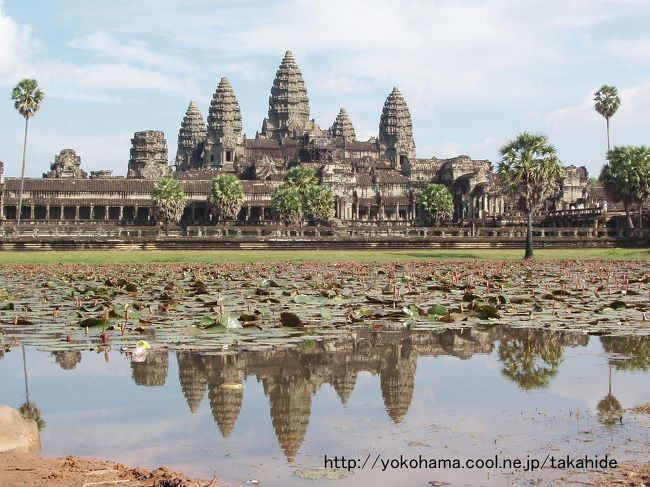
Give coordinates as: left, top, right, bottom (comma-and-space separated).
594, 85, 621, 154
208, 174, 244, 223
498, 132, 563, 259
151, 178, 186, 234
11, 79, 44, 226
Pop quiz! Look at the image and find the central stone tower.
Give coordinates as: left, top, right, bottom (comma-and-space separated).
260, 51, 313, 140
379, 87, 416, 173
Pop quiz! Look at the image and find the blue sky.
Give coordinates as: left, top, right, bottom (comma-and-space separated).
1, 0, 648, 178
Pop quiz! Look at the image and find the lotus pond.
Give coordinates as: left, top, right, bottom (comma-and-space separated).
1, 260, 650, 486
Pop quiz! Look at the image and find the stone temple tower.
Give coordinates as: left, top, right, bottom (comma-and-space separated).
379, 87, 416, 173
127, 131, 172, 179
205, 77, 244, 172
175, 101, 207, 171
260, 51, 314, 140
330, 108, 356, 143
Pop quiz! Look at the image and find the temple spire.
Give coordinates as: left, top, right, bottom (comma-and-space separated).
175, 101, 206, 171
205, 76, 244, 170
379, 86, 416, 170
330, 108, 356, 142
261, 51, 311, 139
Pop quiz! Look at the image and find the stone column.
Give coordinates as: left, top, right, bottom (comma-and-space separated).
30, 205, 35, 220
134, 205, 139, 222
396, 203, 400, 220
380, 204, 385, 220
104, 207, 109, 221
90, 205, 95, 220
60, 207, 64, 220
246, 206, 251, 223
260, 207, 265, 222
45, 205, 50, 220
119, 206, 124, 221
355, 203, 359, 220
75, 206, 80, 221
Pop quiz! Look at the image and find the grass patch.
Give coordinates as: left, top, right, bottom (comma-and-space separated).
0, 248, 648, 264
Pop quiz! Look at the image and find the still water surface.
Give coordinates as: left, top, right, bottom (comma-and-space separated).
1, 327, 649, 486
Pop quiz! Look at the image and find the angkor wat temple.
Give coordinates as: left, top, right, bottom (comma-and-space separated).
0, 51, 593, 226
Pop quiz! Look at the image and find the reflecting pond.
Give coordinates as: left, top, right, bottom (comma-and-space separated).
1, 327, 649, 486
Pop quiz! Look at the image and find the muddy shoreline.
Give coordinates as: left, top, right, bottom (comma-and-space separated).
0, 453, 220, 487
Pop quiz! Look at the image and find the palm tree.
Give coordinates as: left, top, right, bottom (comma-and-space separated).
208, 174, 244, 223
151, 178, 186, 234
11, 79, 44, 226
497, 132, 563, 259
271, 184, 303, 225
600, 146, 650, 229
594, 85, 621, 154
596, 364, 622, 427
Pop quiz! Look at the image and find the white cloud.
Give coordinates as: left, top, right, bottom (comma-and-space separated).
0, 0, 37, 81
67, 31, 196, 71
606, 37, 650, 63
548, 81, 650, 126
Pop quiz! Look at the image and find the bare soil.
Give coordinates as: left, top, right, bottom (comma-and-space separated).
0, 453, 220, 487
588, 461, 650, 486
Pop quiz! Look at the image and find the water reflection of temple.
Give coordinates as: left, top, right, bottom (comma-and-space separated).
173, 328, 508, 461
54, 327, 630, 462
52, 351, 82, 370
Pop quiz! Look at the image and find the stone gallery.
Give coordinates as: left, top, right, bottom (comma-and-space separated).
0, 51, 591, 225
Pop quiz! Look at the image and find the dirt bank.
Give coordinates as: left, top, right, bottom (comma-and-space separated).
0, 453, 220, 487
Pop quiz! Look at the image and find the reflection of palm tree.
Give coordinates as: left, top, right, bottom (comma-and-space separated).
18, 401, 46, 431
19, 345, 46, 431
498, 330, 564, 391
601, 336, 650, 371
597, 364, 622, 427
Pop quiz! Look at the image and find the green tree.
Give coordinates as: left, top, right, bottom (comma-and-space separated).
19, 401, 46, 432
304, 184, 334, 223
271, 184, 303, 225
594, 85, 621, 153
208, 174, 244, 223
273, 165, 334, 225
601, 336, 650, 371
11, 79, 44, 226
286, 166, 318, 192
421, 183, 453, 224
151, 178, 185, 233
600, 146, 650, 229
498, 329, 564, 391
498, 132, 562, 259
596, 364, 622, 428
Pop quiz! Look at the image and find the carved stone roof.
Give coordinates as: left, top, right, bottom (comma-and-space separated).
380, 196, 411, 206
375, 170, 410, 184
207, 77, 243, 140
263, 51, 311, 138
44, 149, 87, 179
330, 108, 356, 141
127, 130, 171, 179
379, 87, 414, 143
178, 102, 206, 151
345, 141, 377, 152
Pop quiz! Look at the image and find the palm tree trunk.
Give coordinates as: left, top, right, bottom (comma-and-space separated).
17, 117, 29, 227
625, 204, 634, 229
22, 344, 30, 404
638, 202, 643, 230
524, 210, 534, 259
606, 118, 610, 154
